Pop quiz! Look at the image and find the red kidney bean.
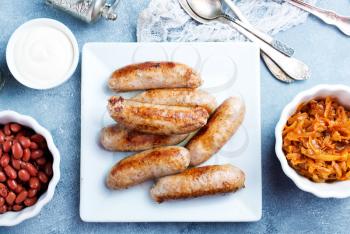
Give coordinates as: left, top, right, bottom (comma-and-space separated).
36, 157, 46, 166
32, 135, 46, 149
7, 179, 18, 191
12, 141, 23, 159
18, 136, 31, 149
4, 124, 11, 136
38, 172, 49, 184
44, 162, 53, 177
10, 123, 22, 133
4, 165, 17, 179
15, 190, 28, 204
0, 197, 4, 206
29, 177, 40, 189
12, 204, 23, 211
0, 130, 5, 143
22, 148, 31, 162
31, 134, 45, 144
15, 130, 26, 139
24, 163, 38, 177
11, 159, 22, 170
36, 183, 42, 191
0, 148, 2, 157
28, 189, 37, 198
14, 184, 24, 194
0, 183, 8, 197
3, 140, 12, 153
0, 205, 7, 213
29, 142, 38, 150
6, 192, 16, 205
18, 169, 30, 182
0, 154, 10, 168
24, 197, 37, 207
0, 172, 6, 182
31, 150, 43, 160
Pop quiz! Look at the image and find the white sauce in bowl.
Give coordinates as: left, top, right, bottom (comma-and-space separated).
6, 18, 79, 89
14, 26, 74, 85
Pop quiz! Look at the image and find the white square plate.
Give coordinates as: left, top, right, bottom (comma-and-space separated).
80, 42, 261, 222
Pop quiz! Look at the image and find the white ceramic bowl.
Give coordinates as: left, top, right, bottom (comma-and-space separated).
275, 84, 350, 198
6, 18, 79, 90
0, 111, 60, 226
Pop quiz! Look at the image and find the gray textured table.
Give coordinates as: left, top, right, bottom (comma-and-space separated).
1, 0, 350, 233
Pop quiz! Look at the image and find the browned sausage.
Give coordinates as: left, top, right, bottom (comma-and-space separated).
108, 96, 209, 135
186, 97, 245, 166
150, 164, 245, 203
108, 62, 202, 92
107, 146, 190, 189
132, 88, 217, 114
100, 124, 188, 151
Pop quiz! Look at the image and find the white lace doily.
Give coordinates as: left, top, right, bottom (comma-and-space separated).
137, 0, 317, 42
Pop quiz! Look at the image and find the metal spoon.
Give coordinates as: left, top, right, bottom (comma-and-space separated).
279, 0, 350, 36
180, 0, 294, 83
187, 0, 310, 80
185, 0, 294, 57
222, 0, 294, 83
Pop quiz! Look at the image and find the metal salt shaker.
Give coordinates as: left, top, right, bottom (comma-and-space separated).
45, 0, 121, 23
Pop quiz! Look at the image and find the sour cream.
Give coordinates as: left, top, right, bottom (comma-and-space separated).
6, 19, 79, 89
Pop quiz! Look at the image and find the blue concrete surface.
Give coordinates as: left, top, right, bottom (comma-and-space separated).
0, 0, 350, 233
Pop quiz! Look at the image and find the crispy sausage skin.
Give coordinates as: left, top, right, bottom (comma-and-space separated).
107, 146, 191, 189
186, 97, 246, 166
132, 88, 217, 114
150, 164, 245, 203
108, 62, 203, 92
100, 124, 188, 151
108, 96, 209, 135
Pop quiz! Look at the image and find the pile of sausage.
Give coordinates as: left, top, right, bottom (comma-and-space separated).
101, 61, 246, 202
0, 123, 53, 213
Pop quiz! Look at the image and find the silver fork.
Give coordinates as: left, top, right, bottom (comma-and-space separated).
276, 0, 350, 36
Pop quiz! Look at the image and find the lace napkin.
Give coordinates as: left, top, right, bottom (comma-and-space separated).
137, 0, 317, 42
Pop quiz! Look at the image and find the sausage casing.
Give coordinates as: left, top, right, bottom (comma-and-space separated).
132, 88, 217, 114
108, 62, 202, 92
150, 164, 245, 203
107, 146, 190, 189
108, 96, 209, 135
186, 97, 245, 166
100, 124, 188, 151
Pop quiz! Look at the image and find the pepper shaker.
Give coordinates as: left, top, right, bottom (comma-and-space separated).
45, 0, 121, 23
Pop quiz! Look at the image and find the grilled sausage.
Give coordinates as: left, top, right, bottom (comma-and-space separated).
100, 124, 188, 151
108, 96, 209, 135
150, 164, 245, 203
108, 62, 202, 92
107, 146, 190, 189
132, 88, 217, 114
186, 97, 245, 166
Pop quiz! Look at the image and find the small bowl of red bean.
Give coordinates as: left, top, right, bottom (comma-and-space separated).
0, 111, 60, 226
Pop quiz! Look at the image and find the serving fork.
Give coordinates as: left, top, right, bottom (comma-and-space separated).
275, 0, 350, 36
